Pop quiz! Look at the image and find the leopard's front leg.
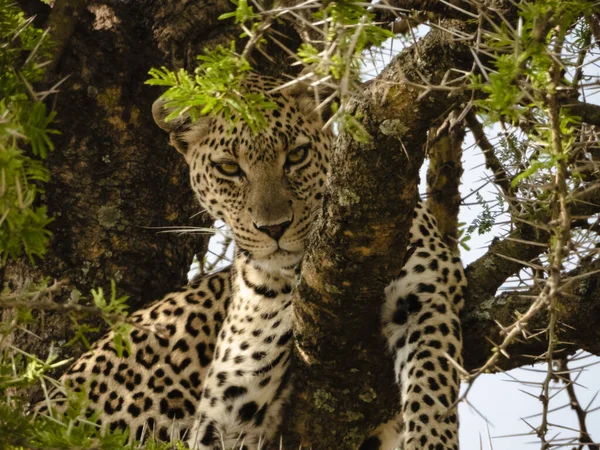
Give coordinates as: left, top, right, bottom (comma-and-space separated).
187, 252, 295, 450
361, 202, 466, 450
381, 202, 466, 450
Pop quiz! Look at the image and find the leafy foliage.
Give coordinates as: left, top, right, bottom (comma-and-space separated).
92, 281, 131, 357
0, 394, 188, 449
298, 1, 393, 82
146, 44, 276, 134
218, 0, 260, 25
466, 192, 495, 236
0, 0, 56, 263
0, 279, 149, 450
473, 0, 593, 190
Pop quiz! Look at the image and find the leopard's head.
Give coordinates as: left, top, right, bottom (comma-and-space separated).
153, 74, 331, 267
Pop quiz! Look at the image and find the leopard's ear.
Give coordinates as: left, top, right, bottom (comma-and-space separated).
281, 73, 336, 122
152, 99, 209, 156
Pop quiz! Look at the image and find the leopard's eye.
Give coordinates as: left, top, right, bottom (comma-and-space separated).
214, 161, 243, 177
286, 144, 310, 166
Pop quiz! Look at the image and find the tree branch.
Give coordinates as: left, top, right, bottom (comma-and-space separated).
373, 0, 478, 23
44, 0, 88, 81
465, 110, 514, 199
557, 359, 600, 450
462, 258, 600, 372
426, 110, 465, 251
564, 100, 600, 128
285, 25, 473, 449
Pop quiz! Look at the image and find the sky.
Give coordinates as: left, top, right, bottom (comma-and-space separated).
454, 134, 600, 449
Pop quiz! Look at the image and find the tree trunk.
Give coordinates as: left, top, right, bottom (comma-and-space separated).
284, 26, 473, 448
6, 0, 229, 367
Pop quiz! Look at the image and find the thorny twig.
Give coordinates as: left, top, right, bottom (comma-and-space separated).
537, 25, 570, 450
465, 110, 514, 200
0, 280, 158, 338
447, 11, 600, 449
557, 359, 600, 450
204, 234, 233, 273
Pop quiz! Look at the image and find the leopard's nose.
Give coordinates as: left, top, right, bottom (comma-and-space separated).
253, 219, 293, 241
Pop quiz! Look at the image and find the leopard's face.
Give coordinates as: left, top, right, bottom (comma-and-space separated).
154, 77, 331, 266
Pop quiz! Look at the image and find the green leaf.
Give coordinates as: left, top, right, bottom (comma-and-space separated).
0, 1, 55, 263
146, 45, 276, 134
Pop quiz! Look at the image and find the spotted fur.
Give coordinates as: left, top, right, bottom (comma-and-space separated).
363, 203, 465, 450
35, 270, 231, 441
187, 253, 297, 449
35, 73, 465, 450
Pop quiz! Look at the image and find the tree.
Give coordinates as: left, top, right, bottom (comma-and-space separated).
1, 0, 599, 449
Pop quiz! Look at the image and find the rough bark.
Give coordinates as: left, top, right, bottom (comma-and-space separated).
284, 26, 473, 449
426, 114, 465, 251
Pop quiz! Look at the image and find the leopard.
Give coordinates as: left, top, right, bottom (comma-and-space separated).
34, 73, 466, 450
